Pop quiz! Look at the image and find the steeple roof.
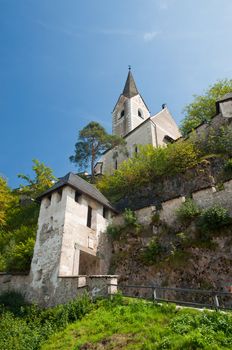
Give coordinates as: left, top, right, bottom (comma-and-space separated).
122, 70, 139, 98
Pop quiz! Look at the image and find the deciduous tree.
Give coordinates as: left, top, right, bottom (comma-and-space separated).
181, 79, 232, 135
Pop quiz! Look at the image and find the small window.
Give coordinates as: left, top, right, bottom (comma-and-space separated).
45, 195, 51, 208
75, 191, 81, 203
87, 206, 92, 228
120, 110, 125, 119
57, 189, 62, 202
134, 145, 138, 154
103, 206, 108, 219
138, 109, 143, 119
115, 159, 118, 170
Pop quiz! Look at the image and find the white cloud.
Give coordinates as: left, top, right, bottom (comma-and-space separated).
143, 31, 159, 42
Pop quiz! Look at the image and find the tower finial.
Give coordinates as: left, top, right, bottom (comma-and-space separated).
128, 65, 131, 71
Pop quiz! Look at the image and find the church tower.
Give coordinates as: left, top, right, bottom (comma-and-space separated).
112, 68, 150, 137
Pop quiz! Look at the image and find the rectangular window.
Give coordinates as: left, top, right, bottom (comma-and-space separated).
87, 206, 92, 228
103, 206, 108, 219
75, 191, 81, 203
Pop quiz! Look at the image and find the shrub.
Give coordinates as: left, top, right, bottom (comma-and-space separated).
0, 293, 93, 350
142, 239, 163, 265
106, 224, 121, 240
176, 199, 201, 223
97, 141, 200, 203
198, 205, 231, 232
123, 208, 137, 226
0, 292, 28, 316
5, 237, 35, 272
224, 158, 232, 174
151, 212, 160, 225
192, 125, 232, 158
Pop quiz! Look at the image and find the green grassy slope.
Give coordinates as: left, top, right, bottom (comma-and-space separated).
42, 296, 232, 350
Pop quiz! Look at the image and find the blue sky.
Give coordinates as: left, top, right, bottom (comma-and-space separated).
1, 0, 232, 187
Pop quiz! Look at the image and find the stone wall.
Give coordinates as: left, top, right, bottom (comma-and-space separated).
114, 157, 225, 212
113, 179, 232, 229
0, 273, 29, 297
27, 184, 114, 306
0, 273, 118, 307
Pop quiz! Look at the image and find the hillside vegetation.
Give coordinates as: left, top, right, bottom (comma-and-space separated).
97, 125, 232, 203
42, 295, 232, 350
1, 292, 232, 350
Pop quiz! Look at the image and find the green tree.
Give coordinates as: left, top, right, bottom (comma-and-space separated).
0, 160, 56, 272
70, 122, 126, 180
17, 159, 56, 199
181, 79, 232, 135
0, 176, 14, 226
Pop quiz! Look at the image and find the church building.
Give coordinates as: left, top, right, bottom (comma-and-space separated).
94, 69, 181, 175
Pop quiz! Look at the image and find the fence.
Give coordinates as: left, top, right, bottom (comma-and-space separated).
107, 283, 232, 311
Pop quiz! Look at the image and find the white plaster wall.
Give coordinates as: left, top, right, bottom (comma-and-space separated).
151, 108, 181, 144
30, 189, 67, 292
59, 187, 112, 276
98, 108, 181, 175
112, 94, 150, 137
130, 95, 150, 130
101, 120, 154, 174
112, 95, 129, 137
28, 184, 115, 305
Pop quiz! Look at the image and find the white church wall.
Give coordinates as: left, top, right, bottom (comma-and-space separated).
101, 119, 154, 174
151, 107, 182, 144
130, 94, 150, 129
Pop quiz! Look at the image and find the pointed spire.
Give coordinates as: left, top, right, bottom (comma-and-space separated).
122, 67, 139, 98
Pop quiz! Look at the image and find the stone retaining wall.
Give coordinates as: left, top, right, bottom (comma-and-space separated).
113, 179, 232, 228
114, 158, 225, 212
0, 273, 118, 307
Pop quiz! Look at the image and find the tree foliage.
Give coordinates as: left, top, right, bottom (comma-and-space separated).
0, 160, 55, 272
17, 159, 56, 199
0, 177, 14, 226
191, 125, 232, 158
70, 122, 126, 180
181, 79, 232, 135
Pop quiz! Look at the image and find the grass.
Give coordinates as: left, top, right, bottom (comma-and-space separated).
1, 292, 232, 350
41, 296, 232, 350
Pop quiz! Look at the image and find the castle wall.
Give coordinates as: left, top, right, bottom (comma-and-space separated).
192, 180, 232, 216
59, 186, 111, 277
29, 189, 67, 304
22, 184, 114, 306
0, 273, 117, 307
112, 180, 232, 228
